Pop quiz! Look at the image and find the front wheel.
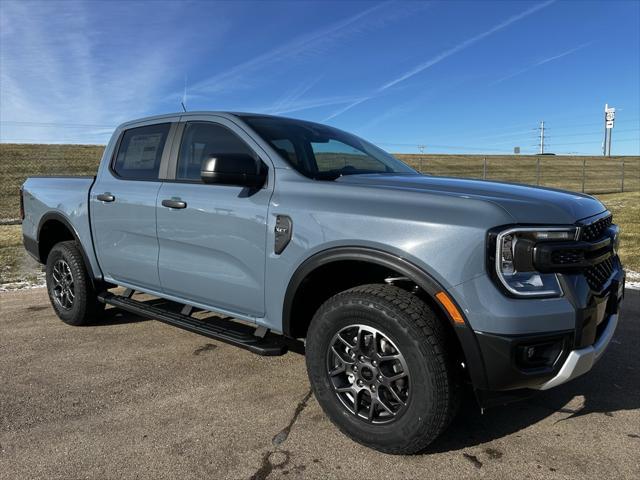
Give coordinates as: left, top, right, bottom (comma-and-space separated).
45, 241, 104, 326
305, 284, 459, 454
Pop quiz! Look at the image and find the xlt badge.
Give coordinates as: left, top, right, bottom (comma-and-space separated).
274, 215, 293, 254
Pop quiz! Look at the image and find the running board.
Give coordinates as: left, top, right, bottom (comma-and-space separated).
98, 292, 287, 356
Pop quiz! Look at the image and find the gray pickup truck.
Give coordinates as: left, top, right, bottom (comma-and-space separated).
21, 112, 625, 454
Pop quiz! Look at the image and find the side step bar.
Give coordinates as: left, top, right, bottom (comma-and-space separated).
98, 292, 287, 356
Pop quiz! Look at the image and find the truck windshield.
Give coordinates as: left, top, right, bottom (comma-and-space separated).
240, 115, 418, 180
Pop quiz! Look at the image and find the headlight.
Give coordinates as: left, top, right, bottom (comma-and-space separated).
612, 227, 620, 255
491, 227, 578, 298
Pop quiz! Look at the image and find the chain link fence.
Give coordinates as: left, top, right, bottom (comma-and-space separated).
1, 144, 638, 222
397, 154, 639, 195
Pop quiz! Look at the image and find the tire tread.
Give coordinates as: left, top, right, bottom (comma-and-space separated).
46, 241, 103, 325
307, 283, 460, 454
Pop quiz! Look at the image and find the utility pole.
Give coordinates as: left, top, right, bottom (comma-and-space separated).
538, 121, 545, 154
602, 113, 607, 156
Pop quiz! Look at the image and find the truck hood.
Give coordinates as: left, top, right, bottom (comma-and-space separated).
336, 174, 606, 224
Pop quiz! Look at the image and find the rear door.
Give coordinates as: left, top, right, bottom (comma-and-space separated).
91, 121, 177, 291
155, 116, 273, 317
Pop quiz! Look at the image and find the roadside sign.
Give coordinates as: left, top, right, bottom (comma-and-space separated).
605, 105, 615, 129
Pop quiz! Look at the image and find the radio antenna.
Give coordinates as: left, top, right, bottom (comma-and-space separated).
181, 75, 188, 112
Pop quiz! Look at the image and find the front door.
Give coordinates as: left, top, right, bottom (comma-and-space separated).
91, 122, 173, 291
156, 118, 272, 317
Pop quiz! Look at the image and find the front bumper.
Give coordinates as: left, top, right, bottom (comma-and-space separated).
454, 257, 624, 396
536, 312, 618, 390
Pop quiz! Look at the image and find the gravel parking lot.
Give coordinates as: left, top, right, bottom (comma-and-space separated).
1, 287, 639, 480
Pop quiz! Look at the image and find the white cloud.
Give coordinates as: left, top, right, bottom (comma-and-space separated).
491, 42, 591, 84
0, 0, 213, 143
187, 0, 431, 99
325, 0, 556, 121
187, 2, 392, 96
380, 0, 556, 90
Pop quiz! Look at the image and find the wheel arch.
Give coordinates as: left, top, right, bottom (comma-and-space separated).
37, 212, 100, 286
282, 246, 489, 389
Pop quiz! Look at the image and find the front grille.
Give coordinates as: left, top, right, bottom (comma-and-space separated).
551, 249, 584, 265
580, 214, 613, 241
585, 257, 614, 292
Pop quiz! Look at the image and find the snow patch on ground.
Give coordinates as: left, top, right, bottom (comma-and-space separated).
0, 279, 46, 292
626, 270, 640, 290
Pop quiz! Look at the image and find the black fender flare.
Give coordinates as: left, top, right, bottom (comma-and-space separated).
37, 212, 101, 285
282, 246, 489, 389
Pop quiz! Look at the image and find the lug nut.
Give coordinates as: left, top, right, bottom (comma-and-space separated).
377, 374, 383, 381
359, 355, 365, 362
371, 385, 376, 391
372, 360, 378, 366
353, 365, 358, 371
357, 380, 364, 386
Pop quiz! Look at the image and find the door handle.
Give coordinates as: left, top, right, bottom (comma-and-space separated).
162, 199, 187, 209
97, 193, 115, 202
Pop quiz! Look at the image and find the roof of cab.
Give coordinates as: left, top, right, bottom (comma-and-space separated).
115, 111, 291, 130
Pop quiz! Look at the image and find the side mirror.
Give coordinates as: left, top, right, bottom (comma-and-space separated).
201, 153, 266, 188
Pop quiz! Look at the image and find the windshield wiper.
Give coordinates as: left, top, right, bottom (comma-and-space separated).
313, 171, 342, 181
313, 168, 397, 181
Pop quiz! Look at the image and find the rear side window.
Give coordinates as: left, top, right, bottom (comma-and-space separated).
112, 123, 170, 180
176, 122, 256, 181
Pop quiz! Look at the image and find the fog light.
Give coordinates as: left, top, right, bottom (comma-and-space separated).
525, 346, 536, 360
516, 339, 564, 370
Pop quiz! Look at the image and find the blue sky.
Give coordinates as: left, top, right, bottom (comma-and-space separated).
1, 0, 639, 155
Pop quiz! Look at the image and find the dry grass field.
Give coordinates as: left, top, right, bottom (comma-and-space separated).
0, 143, 105, 220
0, 144, 638, 281
1, 192, 637, 286
396, 154, 640, 194
1, 144, 638, 220
598, 191, 640, 272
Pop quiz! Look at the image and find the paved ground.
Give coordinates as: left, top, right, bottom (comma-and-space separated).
1, 288, 638, 480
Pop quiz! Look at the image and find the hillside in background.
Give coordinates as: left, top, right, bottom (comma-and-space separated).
1, 143, 638, 220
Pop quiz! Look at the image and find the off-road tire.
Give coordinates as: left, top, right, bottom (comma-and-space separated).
45, 241, 104, 325
305, 283, 460, 454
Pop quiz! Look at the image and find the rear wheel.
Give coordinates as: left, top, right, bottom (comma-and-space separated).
305, 284, 459, 454
45, 241, 104, 325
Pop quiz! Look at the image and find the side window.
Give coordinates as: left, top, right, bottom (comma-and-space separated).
271, 138, 299, 168
177, 122, 256, 181
312, 139, 387, 173
112, 123, 170, 180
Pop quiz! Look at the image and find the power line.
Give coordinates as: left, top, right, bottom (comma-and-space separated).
546, 116, 640, 130
545, 128, 639, 138
549, 138, 639, 146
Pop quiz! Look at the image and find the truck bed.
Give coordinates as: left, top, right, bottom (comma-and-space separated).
21, 176, 101, 278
